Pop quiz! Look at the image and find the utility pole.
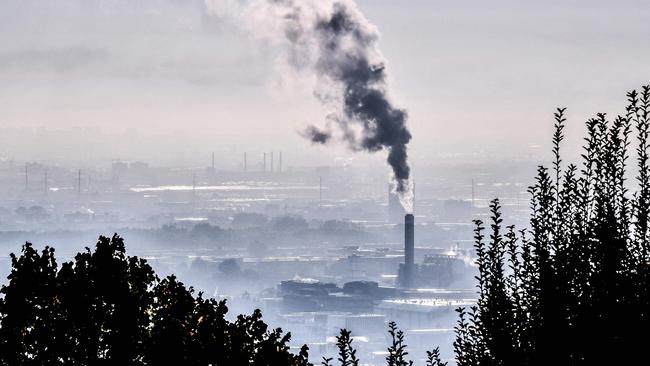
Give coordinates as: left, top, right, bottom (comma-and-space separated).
192, 173, 196, 202
471, 178, 476, 209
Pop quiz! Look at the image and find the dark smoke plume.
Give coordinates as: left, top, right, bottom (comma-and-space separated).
207, 0, 414, 211
302, 125, 332, 144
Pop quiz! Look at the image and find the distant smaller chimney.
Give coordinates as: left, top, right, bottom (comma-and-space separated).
270, 152, 274, 172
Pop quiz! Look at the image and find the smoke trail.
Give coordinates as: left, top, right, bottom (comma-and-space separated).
206, 0, 413, 212
301, 125, 332, 144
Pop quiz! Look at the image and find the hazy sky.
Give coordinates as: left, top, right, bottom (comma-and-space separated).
1, 0, 649, 167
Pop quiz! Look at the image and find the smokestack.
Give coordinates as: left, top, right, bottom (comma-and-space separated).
263, 153, 266, 172
405, 214, 414, 267
403, 213, 415, 287
278, 151, 282, 173
212, 152, 215, 170
270, 152, 274, 172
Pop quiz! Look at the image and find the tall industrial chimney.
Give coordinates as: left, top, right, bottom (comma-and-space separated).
405, 214, 414, 267
403, 213, 415, 287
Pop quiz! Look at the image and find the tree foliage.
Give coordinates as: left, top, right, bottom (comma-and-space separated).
386, 321, 413, 366
454, 85, 650, 366
0, 235, 310, 366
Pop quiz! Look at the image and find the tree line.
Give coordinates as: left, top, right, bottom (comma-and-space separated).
0, 236, 309, 365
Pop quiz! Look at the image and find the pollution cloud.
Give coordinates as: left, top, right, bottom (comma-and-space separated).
207, 0, 413, 212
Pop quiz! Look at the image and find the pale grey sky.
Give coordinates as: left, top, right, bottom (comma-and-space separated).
1, 0, 649, 167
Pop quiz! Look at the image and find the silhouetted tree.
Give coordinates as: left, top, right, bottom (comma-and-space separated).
0, 235, 310, 366
386, 321, 413, 366
335, 329, 359, 366
425, 347, 447, 366
454, 85, 650, 366
0, 244, 59, 365
327, 322, 448, 366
